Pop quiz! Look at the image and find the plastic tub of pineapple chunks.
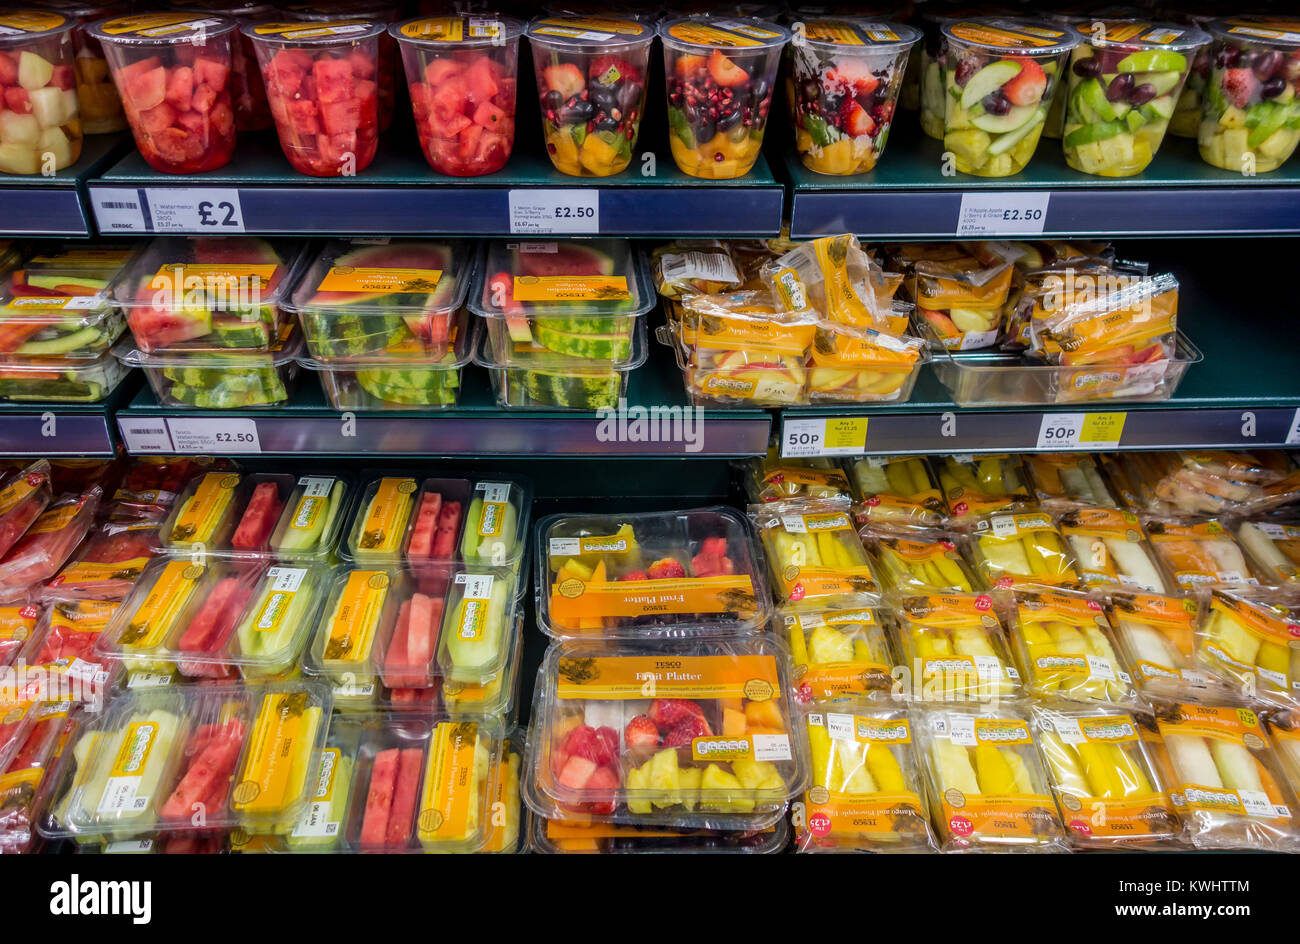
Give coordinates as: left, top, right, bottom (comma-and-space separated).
535, 506, 770, 639
524, 635, 806, 829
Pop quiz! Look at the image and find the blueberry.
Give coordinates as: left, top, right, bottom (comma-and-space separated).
542, 89, 563, 111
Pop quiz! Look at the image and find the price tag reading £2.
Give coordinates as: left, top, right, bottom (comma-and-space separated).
508, 189, 599, 234
144, 188, 246, 232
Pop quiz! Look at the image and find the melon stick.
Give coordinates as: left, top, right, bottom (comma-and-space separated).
1205, 609, 1261, 666
1120, 619, 1181, 670
1205, 539, 1250, 579
277, 479, 345, 554
1208, 739, 1266, 796
86, 709, 183, 827
234, 568, 319, 675
1237, 523, 1294, 577
286, 749, 354, 851
1164, 734, 1224, 788
442, 579, 510, 683
1104, 539, 1165, 592
853, 461, 889, 495
461, 494, 519, 565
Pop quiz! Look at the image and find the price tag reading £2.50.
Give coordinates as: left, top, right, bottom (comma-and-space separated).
166, 417, 261, 454
508, 190, 599, 234
957, 192, 1050, 237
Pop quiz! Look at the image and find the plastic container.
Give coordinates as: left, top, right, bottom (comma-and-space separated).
37, 1, 127, 134
1031, 703, 1181, 849
750, 499, 881, 605
0, 244, 132, 360
867, 527, 980, 594
0, 603, 38, 667
915, 5, 959, 140
343, 473, 430, 563
1197, 589, 1299, 711
1057, 507, 1169, 593
299, 309, 475, 410
939, 18, 1079, 177
745, 446, 854, 505
1155, 701, 1299, 852
435, 568, 518, 686
91, 14, 239, 174
1107, 590, 1227, 703
438, 613, 523, 719
1062, 20, 1209, 177
57, 681, 331, 840
392, 14, 522, 177
245, 19, 385, 177
968, 508, 1080, 590
894, 591, 1023, 703
847, 455, 947, 526
269, 473, 351, 561
526, 15, 652, 177
161, 0, 277, 131
470, 238, 653, 367
659, 16, 789, 178
1236, 519, 1300, 587
0, 702, 76, 854
113, 327, 303, 409
96, 558, 329, 679
927, 330, 1202, 407
781, 600, 896, 703
526, 635, 806, 827
0, 10, 83, 174
0, 486, 101, 601
1110, 450, 1294, 517
0, 351, 128, 402
113, 235, 306, 354
531, 814, 789, 854
303, 565, 402, 708
917, 704, 1066, 851
0, 460, 53, 560
283, 1, 399, 133
160, 470, 299, 556
1025, 453, 1116, 509
806, 322, 927, 404
537, 506, 771, 639
1144, 517, 1258, 592
788, 18, 919, 175
907, 244, 1015, 352
1198, 17, 1300, 173
288, 237, 473, 361
43, 520, 159, 600
475, 317, 647, 410
797, 700, 938, 853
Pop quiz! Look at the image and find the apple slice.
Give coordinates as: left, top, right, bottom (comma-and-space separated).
960, 59, 1022, 111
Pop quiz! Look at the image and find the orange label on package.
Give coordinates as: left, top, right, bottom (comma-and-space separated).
316, 267, 443, 294
796, 661, 892, 698
324, 571, 389, 663
100, 13, 221, 36
696, 314, 817, 354
25, 501, 81, 537
55, 558, 151, 587
233, 691, 313, 814
121, 561, 202, 649
550, 574, 757, 625
1059, 792, 1179, 841
779, 566, 878, 601
419, 721, 479, 842
512, 276, 629, 302
555, 654, 781, 701
534, 16, 645, 35
0, 605, 36, 643
807, 791, 928, 838
941, 794, 1059, 840
0, 11, 67, 32
171, 473, 238, 543
358, 478, 415, 554
253, 20, 372, 38
1158, 706, 1292, 820
948, 20, 1067, 49
765, 467, 850, 490
666, 21, 781, 47
150, 263, 278, 287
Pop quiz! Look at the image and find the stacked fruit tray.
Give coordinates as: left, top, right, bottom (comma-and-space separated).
745, 446, 1300, 853
0, 456, 529, 853
469, 238, 653, 411
0, 242, 133, 403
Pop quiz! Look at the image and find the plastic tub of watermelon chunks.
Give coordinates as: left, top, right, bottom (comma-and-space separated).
55, 681, 332, 841
113, 327, 302, 408
112, 235, 308, 354
283, 0, 400, 132
469, 238, 653, 368
245, 19, 386, 177
535, 506, 772, 640
95, 557, 331, 679
91, 14, 239, 174
286, 237, 473, 361
524, 635, 806, 829
391, 14, 523, 176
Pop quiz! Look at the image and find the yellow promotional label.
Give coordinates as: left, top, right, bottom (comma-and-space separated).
0, 605, 36, 643
551, 574, 757, 625
0, 11, 66, 32
419, 722, 478, 841
358, 478, 415, 553
805, 21, 866, 44
823, 418, 869, 451
100, 13, 219, 35
898, 593, 997, 627
398, 17, 496, 41
1209, 592, 1297, 647
694, 313, 817, 354
511, 275, 629, 302
316, 267, 443, 294
764, 467, 851, 490
24, 501, 81, 537
324, 571, 388, 663
55, 558, 151, 587
121, 561, 202, 649
534, 16, 644, 35
234, 691, 311, 814
948, 21, 1066, 49
150, 263, 278, 287
171, 472, 238, 543
0, 471, 42, 516
252, 20, 371, 38
667, 21, 780, 47
940, 793, 1059, 840
779, 565, 878, 601
555, 654, 782, 701
1059, 792, 1179, 841
807, 791, 928, 839
796, 661, 892, 698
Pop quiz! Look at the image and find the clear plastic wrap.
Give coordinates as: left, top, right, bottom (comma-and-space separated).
744, 446, 854, 505
895, 591, 1023, 703
968, 509, 1080, 590
44, 518, 160, 602
0, 460, 52, 560
1025, 453, 1116, 508
866, 527, 980, 594
798, 702, 937, 853
935, 454, 1032, 519
1145, 517, 1257, 591
909, 245, 1016, 350
1108, 591, 1228, 703
750, 499, 880, 604
847, 455, 947, 526
1236, 519, 1300, 587
781, 600, 896, 703
0, 485, 100, 601
1057, 507, 1169, 593
1196, 589, 1300, 710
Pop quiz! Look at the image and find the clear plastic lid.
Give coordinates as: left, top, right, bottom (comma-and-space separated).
159, 470, 332, 558
270, 474, 352, 561
343, 474, 465, 564
459, 478, 532, 570
941, 17, 1081, 56
244, 18, 386, 44
94, 558, 329, 678
1075, 19, 1210, 53
0, 351, 129, 403
90, 13, 238, 45
474, 314, 649, 374
435, 568, 518, 686
528, 635, 807, 826
0, 245, 133, 360
302, 565, 402, 706
391, 13, 524, 47
58, 680, 331, 840
112, 236, 309, 353
112, 323, 304, 368
438, 612, 524, 719
0, 10, 75, 43
526, 14, 653, 50
536, 506, 771, 639
1210, 16, 1300, 48
469, 239, 653, 321
866, 526, 981, 594
658, 16, 790, 53
797, 18, 920, 52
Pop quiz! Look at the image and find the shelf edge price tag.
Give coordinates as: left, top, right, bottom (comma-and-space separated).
1036, 412, 1126, 450
508, 189, 599, 234
957, 191, 1050, 237
782, 416, 868, 457
118, 417, 173, 454
165, 417, 261, 454
1287, 408, 1300, 446
144, 188, 246, 232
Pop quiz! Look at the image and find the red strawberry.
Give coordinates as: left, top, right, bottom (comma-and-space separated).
624, 714, 659, 748
647, 557, 687, 580
621, 569, 649, 581
842, 101, 876, 138
649, 698, 706, 730
825, 60, 878, 96
1223, 68, 1258, 109
593, 726, 619, 765
1001, 56, 1047, 106
662, 714, 710, 748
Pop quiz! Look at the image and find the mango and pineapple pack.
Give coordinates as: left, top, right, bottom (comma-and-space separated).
750, 499, 881, 605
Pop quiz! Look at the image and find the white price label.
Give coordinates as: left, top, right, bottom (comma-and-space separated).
1237, 789, 1276, 818
508, 189, 599, 234
781, 416, 868, 457
98, 776, 148, 814
478, 481, 511, 503
299, 476, 335, 498
948, 714, 978, 747
957, 191, 1051, 237
266, 567, 308, 593
144, 188, 246, 232
166, 417, 261, 454
455, 572, 495, 600
1036, 412, 1126, 450
92, 188, 147, 232
1287, 408, 1300, 446
751, 733, 793, 762
826, 713, 855, 741
549, 537, 580, 557
973, 655, 1003, 682
127, 671, 173, 689
119, 418, 173, 454
1086, 654, 1117, 682
990, 516, 1018, 539
104, 840, 154, 854
1053, 716, 1086, 745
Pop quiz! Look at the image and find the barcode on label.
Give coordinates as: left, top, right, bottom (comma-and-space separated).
660, 250, 740, 287
100, 201, 138, 209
